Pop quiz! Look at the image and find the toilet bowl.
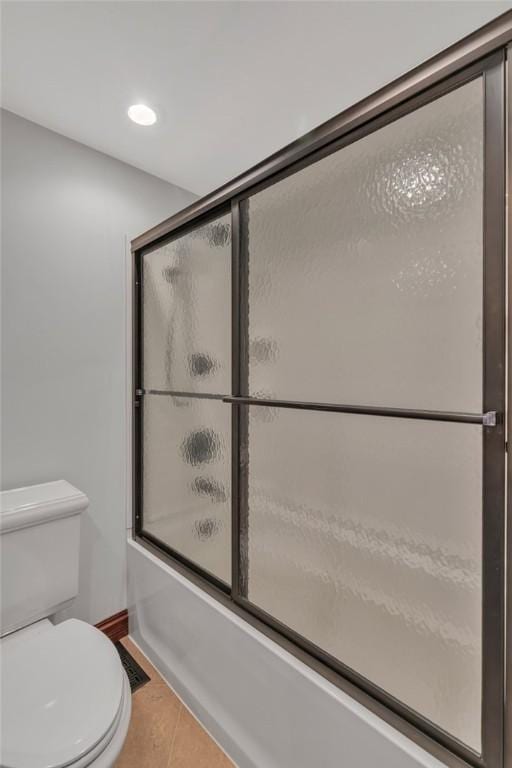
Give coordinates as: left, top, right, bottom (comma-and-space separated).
0, 481, 132, 768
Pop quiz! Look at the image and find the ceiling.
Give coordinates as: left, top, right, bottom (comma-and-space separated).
2, 1, 510, 196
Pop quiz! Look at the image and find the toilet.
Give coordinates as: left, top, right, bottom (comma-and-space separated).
0, 480, 132, 768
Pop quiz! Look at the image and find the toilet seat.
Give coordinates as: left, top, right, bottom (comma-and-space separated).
60, 674, 131, 768
1, 618, 126, 768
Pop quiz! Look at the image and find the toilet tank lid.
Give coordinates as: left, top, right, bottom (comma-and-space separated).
0, 480, 88, 534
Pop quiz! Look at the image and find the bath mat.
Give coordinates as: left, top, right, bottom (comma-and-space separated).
115, 642, 150, 693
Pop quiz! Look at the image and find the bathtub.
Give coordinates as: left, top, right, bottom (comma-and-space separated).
128, 538, 447, 768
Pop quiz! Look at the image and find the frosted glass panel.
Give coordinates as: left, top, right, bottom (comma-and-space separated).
143, 213, 231, 393
143, 395, 231, 583
247, 78, 483, 410
245, 406, 482, 748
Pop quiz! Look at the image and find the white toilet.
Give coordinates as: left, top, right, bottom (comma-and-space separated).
0, 480, 132, 768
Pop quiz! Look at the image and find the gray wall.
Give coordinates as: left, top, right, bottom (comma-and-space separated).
1, 110, 197, 624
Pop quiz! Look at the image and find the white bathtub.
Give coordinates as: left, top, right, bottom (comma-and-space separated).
128, 538, 446, 768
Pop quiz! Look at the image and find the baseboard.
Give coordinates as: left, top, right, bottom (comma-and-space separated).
95, 609, 129, 642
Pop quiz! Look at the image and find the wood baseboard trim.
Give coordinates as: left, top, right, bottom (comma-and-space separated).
95, 609, 129, 643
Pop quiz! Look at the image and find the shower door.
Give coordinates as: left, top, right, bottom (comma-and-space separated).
230, 57, 505, 767
139, 212, 233, 586
134, 48, 506, 768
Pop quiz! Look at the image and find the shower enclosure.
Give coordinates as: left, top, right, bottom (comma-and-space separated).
132, 16, 512, 768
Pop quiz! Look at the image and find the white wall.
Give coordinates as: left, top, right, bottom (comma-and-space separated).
0, 110, 197, 624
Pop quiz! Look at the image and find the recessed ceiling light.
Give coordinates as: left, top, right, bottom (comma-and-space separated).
128, 104, 157, 126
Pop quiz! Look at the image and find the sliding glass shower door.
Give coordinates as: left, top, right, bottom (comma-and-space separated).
141, 213, 232, 584
241, 77, 484, 749
135, 50, 505, 768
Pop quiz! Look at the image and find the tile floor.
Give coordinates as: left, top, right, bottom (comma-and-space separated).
115, 638, 234, 768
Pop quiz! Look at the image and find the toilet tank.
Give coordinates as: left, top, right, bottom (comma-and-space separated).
0, 480, 88, 636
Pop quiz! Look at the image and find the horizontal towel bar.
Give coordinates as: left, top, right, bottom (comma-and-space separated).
221, 396, 498, 426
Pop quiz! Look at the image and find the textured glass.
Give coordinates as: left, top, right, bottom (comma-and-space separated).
143, 394, 231, 583
143, 213, 231, 393
245, 406, 482, 749
247, 78, 483, 411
